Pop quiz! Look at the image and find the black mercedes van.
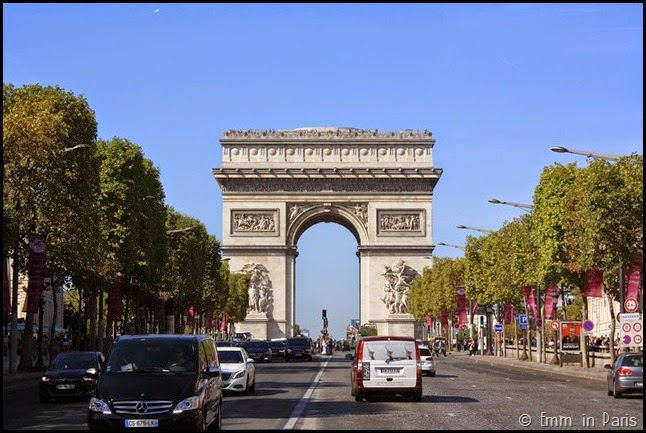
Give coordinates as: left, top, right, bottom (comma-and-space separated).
88, 334, 222, 430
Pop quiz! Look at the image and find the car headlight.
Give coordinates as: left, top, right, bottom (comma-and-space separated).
173, 396, 200, 413
41, 376, 51, 383
89, 397, 112, 414
232, 369, 246, 379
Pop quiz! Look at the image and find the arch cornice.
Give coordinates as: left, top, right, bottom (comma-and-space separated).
286, 202, 368, 246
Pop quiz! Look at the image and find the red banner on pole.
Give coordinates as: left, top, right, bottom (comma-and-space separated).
108, 272, 125, 321
440, 309, 448, 329
543, 284, 559, 320
626, 260, 641, 300
522, 286, 537, 316
26, 234, 47, 313
583, 269, 603, 298
219, 313, 228, 332
456, 287, 467, 326
503, 304, 514, 324
3, 258, 10, 314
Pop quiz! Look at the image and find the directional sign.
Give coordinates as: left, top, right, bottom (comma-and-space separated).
624, 297, 639, 313
494, 323, 503, 333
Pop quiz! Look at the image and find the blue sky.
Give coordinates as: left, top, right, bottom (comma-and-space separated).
4, 3, 642, 341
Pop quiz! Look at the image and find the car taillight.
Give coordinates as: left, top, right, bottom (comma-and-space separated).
616, 368, 633, 375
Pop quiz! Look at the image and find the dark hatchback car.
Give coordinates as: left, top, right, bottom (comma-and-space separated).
88, 334, 222, 430
606, 351, 643, 398
268, 340, 287, 360
40, 351, 105, 403
244, 340, 273, 362
284, 336, 313, 361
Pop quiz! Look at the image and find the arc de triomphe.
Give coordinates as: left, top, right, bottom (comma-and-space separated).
212, 127, 443, 340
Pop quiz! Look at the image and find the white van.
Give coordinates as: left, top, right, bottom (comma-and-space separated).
350, 336, 422, 402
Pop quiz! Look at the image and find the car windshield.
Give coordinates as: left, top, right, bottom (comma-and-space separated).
105, 341, 196, 373
219, 351, 244, 363
52, 353, 97, 369
419, 348, 432, 357
622, 355, 643, 367
247, 341, 268, 348
287, 338, 310, 347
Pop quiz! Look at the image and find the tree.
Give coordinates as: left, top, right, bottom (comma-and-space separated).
4, 83, 98, 371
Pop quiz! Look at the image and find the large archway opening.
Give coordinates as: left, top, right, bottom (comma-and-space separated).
295, 222, 359, 342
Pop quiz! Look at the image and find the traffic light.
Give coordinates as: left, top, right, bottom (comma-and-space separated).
323, 319, 328, 329
322, 309, 327, 320
479, 316, 484, 328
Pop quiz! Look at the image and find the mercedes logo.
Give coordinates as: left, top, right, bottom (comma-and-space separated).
135, 402, 148, 414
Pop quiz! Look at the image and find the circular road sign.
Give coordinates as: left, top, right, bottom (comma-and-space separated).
624, 297, 639, 313
535, 318, 543, 328
583, 320, 594, 332
550, 320, 560, 331
634, 334, 643, 345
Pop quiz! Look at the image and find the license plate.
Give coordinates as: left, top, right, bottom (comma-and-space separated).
56, 384, 75, 390
125, 419, 159, 428
381, 368, 400, 374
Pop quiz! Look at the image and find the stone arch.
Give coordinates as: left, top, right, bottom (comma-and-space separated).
286, 202, 367, 247
213, 127, 443, 340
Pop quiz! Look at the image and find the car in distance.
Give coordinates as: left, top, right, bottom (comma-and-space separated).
605, 351, 643, 398
244, 340, 273, 362
40, 351, 105, 403
267, 339, 287, 360
88, 334, 222, 430
284, 336, 313, 361
218, 346, 256, 395
350, 336, 422, 402
419, 345, 436, 377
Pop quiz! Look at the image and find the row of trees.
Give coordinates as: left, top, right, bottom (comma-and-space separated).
3, 83, 248, 371
409, 152, 643, 362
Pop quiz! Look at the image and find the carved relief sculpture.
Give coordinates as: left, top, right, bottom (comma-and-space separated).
380, 259, 420, 314
241, 263, 273, 313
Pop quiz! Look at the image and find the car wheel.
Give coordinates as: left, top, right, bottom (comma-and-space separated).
430, 372, 436, 377
249, 378, 256, 393
243, 379, 250, 396
355, 393, 363, 402
613, 380, 622, 399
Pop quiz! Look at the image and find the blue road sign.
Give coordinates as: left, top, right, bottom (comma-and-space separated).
519, 314, 527, 330
494, 323, 503, 333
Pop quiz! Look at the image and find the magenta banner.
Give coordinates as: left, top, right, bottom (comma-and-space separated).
456, 287, 467, 325
543, 284, 559, 320
522, 286, 537, 316
3, 258, 10, 313
108, 272, 125, 321
626, 261, 641, 300
503, 304, 514, 324
583, 269, 604, 298
26, 234, 47, 314
219, 313, 228, 332
187, 306, 195, 327
440, 309, 448, 329
204, 311, 213, 330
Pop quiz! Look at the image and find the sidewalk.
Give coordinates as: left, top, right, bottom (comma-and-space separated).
3, 355, 46, 387
450, 349, 608, 381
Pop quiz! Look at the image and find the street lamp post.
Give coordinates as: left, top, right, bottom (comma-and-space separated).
488, 198, 533, 213
550, 146, 621, 162
435, 242, 465, 250
456, 225, 494, 234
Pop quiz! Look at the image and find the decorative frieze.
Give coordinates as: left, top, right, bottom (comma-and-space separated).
377, 210, 425, 236
231, 210, 279, 236
220, 179, 435, 193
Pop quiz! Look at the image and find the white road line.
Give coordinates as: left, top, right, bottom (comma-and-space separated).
282, 358, 330, 430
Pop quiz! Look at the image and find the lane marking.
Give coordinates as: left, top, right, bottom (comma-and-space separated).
283, 358, 330, 430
